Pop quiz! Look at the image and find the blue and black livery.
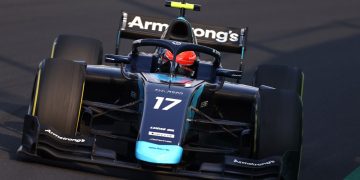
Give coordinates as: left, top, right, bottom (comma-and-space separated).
18, 1, 304, 180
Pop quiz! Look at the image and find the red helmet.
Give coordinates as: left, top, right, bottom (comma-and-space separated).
164, 50, 196, 66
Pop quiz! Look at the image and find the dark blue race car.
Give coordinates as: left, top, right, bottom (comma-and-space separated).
18, 1, 304, 179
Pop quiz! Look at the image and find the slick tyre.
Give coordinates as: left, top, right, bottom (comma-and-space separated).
51, 34, 103, 65
31, 59, 85, 136
256, 86, 302, 157
256, 86, 302, 179
254, 64, 304, 98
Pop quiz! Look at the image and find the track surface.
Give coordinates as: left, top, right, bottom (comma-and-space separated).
0, 0, 359, 179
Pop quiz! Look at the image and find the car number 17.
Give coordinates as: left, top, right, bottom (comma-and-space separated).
153, 97, 182, 111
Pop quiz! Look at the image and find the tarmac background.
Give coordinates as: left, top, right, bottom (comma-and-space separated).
0, 0, 359, 179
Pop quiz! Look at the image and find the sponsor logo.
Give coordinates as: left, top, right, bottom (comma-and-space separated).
200, 101, 208, 108
193, 27, 239, 43
233, 159, 276, 167
231, 74, 242, 77
150, 126, 166, 131
148, 146, 170, 152
127, 16, 239, 43
44, 129, 85, 143
150, 138, 172, 143
155, 88, 184, 95
150, 126, 175, 132
149, 131, 175, 139
172, 41, 182, 45
128, 16, 169, 32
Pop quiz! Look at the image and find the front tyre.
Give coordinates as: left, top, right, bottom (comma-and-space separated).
31, 59, 85, 136
255, 86, 302, 179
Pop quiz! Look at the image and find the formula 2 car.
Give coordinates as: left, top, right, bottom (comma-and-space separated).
18, 1, 304, 179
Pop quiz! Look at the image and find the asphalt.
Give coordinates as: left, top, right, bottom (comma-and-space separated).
0, 0, 359, 179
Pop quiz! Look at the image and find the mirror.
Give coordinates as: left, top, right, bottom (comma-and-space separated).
216, 68, 242, 79
105, 54, 130, 64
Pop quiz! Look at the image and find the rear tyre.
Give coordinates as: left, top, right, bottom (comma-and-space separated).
254, 64, 304, 97
51, 34, 103, 65
256, 86, 302, 179
31, 59, 85, 136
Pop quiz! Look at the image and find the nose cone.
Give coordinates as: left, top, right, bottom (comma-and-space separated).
135, 141, 183, 164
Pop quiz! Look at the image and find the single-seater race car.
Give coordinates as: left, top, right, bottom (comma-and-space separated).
18, 1, 304, 179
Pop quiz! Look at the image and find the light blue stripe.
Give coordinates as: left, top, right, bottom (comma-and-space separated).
135, 141, 183, 164
154, 74, 191, 83
188, 84, 205, 119
241, 47, 245, 59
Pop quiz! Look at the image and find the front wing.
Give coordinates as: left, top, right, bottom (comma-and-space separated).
18, 115, 292, 180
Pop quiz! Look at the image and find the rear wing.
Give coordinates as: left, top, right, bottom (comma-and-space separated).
116, 12, 248, 54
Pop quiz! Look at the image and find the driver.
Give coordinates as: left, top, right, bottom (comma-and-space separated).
158, 49, 197, 77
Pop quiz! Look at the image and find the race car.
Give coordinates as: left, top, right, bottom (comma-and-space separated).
18, 1, 304, 179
